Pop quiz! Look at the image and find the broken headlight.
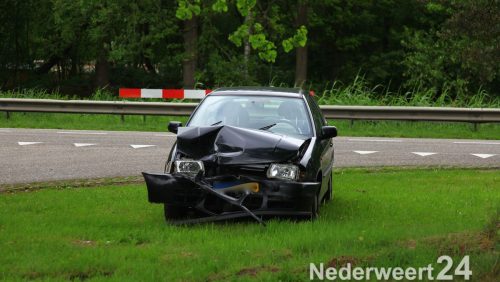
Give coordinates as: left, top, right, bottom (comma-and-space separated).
266, 164, 299, 181
174, 160, 204, 176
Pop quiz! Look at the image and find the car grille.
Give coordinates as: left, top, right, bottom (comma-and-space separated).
204, 163, 268, 178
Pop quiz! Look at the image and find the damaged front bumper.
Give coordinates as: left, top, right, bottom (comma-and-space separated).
142, 172, 320, 225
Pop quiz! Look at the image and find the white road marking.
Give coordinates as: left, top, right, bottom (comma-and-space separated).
412, 152, 437, 157
348, 139, 402, 142
57, 131, 107, 135
130, 144, 156, 149
74, 143, 96, 147
154, 134, 175, 137
353, 150, 378, 155
471, 154, 496, 159
18, 142, 42, 146
0, 129, 11, 132
454, 141, 500, 145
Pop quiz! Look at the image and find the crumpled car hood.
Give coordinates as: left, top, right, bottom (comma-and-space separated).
176, 125, 307, 165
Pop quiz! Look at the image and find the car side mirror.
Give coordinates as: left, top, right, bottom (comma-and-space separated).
168, 121, 182, 134
321, 126, 337, 139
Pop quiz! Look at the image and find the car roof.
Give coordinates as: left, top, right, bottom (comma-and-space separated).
210, 86, 305, 98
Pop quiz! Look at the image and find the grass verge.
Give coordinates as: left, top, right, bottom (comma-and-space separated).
331, 120, 500, 139
0, 168, 498, 281
1, 112, 499, 139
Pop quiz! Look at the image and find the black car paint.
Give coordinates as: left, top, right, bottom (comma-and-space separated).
176, 125, 307, 165
143, 87, 335, 223
143, 172, 320, 225
305, 93, 335, 199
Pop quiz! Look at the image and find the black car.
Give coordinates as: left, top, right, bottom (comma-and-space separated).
143, 87, 336, 225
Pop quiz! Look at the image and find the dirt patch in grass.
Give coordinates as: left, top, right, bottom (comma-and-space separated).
236, 266, 280, 277
206, 265, 280, 281
398, 209, 499, 255
0, 176, 143, 193
420, 212, 498, 256
400, 231, 497, 256
327, 256, 360, 268
67, 270, 114, 281
23, 269, 114, 281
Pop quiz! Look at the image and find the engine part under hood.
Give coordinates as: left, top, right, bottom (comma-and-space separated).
176, 125, 307, 165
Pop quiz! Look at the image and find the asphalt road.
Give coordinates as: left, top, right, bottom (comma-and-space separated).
0, 128, 498, 185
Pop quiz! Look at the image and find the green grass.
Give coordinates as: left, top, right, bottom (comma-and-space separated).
0, 112, 189, 132
331, 120, 500, 140
1, 111, 499, 139
0, 168, 498, 281
314, 75, 500, 108
2, 86, 499, 139
3, 78, 500, 107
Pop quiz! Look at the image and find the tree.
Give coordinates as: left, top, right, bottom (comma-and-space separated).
2, 0, 496, 99
0, 0, 52, 86
402, 0, 500, 96
294, 0, 308, 85
182, 17, 198, 88
176, 0, 201, 88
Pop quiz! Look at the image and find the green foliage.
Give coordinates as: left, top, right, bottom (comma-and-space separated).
282, 25, 308, 52
226, 21, 280, 63
402, 0, 500, 95
175, 0, 201, 20
211, 0, 228, 12
315, 75, 500, 108
228, 24, 249, 47
0, 0, 497, 99
236, 0, 256, 16
248, 32, 277, 63
229, 20, 278, 62
204, 53, 262, 85
225, 3, 295, 63
425, 2, 446, 13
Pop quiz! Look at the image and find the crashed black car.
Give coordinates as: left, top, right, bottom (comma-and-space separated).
143, 87, 336, 224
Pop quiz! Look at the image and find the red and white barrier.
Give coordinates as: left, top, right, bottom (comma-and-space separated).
120, 88, 212, 99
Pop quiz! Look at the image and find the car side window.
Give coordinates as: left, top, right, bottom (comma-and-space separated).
306, 95, 325, 127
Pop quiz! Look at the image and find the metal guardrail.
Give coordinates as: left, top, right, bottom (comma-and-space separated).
320, 105, 500, 122
0, 99, 195, 116
1, 98, 499, 122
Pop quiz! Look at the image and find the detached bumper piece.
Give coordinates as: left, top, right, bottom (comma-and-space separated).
142, 172, 320, 225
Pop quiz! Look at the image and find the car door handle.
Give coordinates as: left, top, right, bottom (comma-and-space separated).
329, 142, 333, 147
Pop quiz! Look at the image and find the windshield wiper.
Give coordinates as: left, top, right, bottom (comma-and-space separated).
211, 120, 222, 126
259, 123, 276, 130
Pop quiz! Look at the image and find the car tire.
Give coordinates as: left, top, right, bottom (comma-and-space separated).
323, 170, 333, 203
163, 204, 188, 221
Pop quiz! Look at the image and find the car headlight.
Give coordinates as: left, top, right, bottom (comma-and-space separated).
174, 160, 204, 176
266, 164, 299, 181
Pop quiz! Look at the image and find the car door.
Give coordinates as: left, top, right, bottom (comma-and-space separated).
305, 95, 334, 196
